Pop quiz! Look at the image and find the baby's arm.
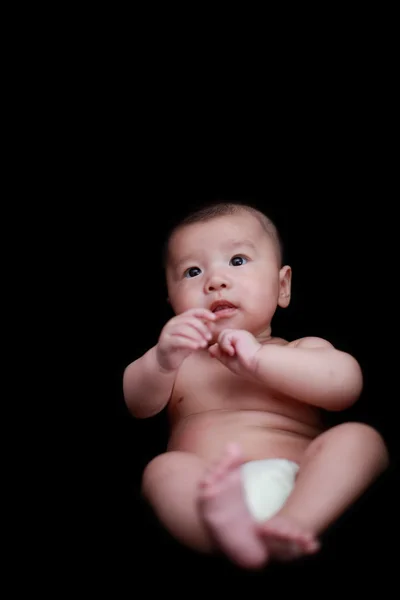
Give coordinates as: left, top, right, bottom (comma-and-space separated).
123, 308, 216, 418
123, 346, 176, 418
253, 337, 363, 411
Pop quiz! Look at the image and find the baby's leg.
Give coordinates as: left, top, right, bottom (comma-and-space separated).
258, 422, 389, 559
142, 448, 268, 569
141, 451, 212, 553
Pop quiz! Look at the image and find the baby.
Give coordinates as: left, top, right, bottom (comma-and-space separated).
123, 201, 389, 569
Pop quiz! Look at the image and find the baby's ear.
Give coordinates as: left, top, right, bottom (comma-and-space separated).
278, 265, 292, 308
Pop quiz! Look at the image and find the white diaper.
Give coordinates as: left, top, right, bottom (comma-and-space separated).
240, 459, 300, 522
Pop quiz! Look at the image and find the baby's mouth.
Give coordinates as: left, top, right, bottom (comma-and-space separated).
210, 302, 238, 319
210, 300, 236, 313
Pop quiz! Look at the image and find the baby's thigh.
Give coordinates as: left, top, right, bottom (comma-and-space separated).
301, 422, 387, 465
142, 451, 207, 502
141, 451, 213, 551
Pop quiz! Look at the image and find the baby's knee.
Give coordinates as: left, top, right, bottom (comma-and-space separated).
141, 453, 173, 498
336, 422, 385, 446
304, 422, 389, 467
329, 422, 389, 466
141, 451, 206, 498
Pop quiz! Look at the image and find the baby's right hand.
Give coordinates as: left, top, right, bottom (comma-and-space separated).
156, 308, 217, 372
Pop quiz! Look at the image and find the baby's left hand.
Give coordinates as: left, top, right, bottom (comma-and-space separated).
208, 329, 262, 377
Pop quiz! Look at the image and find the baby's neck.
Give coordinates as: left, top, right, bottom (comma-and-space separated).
254, 326, 273, 345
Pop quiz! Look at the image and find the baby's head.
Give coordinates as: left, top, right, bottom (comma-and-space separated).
163, 202, 291, 341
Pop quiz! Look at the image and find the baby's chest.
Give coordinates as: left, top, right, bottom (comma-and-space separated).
171, 355, 266, 409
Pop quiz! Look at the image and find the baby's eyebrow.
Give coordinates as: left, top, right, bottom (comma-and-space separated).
224, 239, 257, 251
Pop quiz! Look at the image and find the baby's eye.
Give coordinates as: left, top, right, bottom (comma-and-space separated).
184, 266, 201, 278
230, 255, 248, 267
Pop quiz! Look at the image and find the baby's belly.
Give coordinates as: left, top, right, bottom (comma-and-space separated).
167, 409, 324, 464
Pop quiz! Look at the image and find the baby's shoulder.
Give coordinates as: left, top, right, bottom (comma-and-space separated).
288, 336, 334, 349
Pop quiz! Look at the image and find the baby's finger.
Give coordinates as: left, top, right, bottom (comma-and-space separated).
219, 334, 235, 356
208, 343, 220, 358
171, 324, 209, 346
186, 308, 217, 322
181, 317, 213, 341
169, 334, 207, 350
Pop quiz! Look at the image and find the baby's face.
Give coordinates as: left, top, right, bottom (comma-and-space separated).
166, 211, 291, 342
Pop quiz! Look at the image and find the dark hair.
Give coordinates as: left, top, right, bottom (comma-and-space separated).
162, 200, 284, 268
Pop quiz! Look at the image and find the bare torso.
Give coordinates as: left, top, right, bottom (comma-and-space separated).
167, 337, 327, 464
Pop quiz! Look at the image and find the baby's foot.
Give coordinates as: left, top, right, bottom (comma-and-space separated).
257, 515, 320, 561
197, 443, 268, 570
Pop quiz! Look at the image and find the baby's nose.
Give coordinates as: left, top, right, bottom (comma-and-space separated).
207, 277, 228, 292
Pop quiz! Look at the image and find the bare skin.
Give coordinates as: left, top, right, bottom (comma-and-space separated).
126, 208, 390, 569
